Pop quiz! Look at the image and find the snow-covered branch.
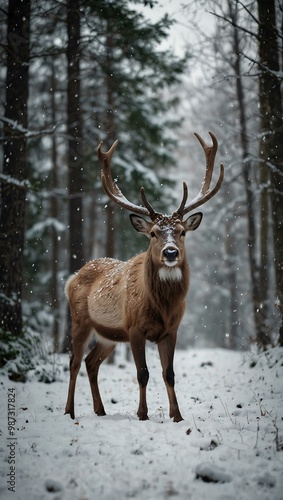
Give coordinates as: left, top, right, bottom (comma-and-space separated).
0, 116, 61, 141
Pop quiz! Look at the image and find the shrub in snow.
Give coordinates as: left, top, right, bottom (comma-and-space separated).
0, 327, 62, 383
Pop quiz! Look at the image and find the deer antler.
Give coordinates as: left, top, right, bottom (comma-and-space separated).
97, 140, 159, 219
98, 133, 223, 222
174, 131, 224, 217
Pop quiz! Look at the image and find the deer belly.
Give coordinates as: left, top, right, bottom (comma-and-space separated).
88, 289, 124, 329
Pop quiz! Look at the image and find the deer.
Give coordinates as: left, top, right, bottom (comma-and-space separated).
64, 131, 224, 422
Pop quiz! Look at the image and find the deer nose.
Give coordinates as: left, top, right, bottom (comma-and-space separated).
163, 247, 179, 261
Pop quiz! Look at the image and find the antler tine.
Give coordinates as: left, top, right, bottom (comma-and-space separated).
97, 140, 157, 219
97, 139, 119, 166
175, 131, 224, 217
194, 131, 218, 194
97, 140, 120, 200
174, 182, 188, 217
140, 187, 159, 219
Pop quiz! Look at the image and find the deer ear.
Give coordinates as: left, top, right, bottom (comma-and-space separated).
183, 212, 203, 231
130, 214, 151, 234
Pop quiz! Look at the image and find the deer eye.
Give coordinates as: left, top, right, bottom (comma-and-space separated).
150, 231, 157, 238
181, 230, 186, 237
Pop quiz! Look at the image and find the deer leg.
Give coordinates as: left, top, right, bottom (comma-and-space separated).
65, 348, 84, 419
130, 334, 149, 420
65, 324, 93, 419
158, 334, 183, 423
85, 342, 115, 416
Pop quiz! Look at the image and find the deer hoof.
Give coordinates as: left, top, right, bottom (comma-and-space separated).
173, 414, 184, 423
138, 413, 149, 421
64, 409, 75, 420
95, 406, 106, 416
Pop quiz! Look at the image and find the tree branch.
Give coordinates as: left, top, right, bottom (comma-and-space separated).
0, 116, 62, 141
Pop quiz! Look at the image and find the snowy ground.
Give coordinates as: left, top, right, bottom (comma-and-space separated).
0, 346, 283, 500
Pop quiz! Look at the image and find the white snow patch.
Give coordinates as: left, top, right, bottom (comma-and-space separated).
0, 347, 283, 499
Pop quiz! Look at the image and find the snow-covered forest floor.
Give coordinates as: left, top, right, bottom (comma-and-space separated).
1, 346, 283, 500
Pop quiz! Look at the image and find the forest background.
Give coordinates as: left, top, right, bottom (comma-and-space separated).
0, 0, 282, 380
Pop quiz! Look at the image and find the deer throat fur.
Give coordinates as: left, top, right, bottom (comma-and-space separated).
158, 266, 182, 282
145, 256, 190, 307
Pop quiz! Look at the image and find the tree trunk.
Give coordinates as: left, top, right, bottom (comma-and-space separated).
225, 222, 238, 349
257, 0, 283, 346
105, 204, 116, 258
104, 25, 117, 260
62, 0, 84, 353
104, 24, 118, 363
0, 0, 30, 336
50, 64, 60, 352
67, 0, 84, 274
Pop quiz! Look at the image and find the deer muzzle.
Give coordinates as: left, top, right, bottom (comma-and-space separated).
162, 246, 179, 266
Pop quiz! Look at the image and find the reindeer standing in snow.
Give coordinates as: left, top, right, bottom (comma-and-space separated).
64, 132, 224, 422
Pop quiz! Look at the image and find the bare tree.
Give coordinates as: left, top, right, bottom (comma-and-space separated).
228, 0, 271, 347
197, 0, 282, 348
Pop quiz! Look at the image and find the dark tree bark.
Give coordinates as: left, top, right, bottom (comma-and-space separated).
0, 0, 30, 336
257, 0, 283, 346
50, 65, 60, 352
225, 221, 238, 349
104, 25, 117, 260
62, 0, 84, 353
67, 0, 84, 274
104, 23, 118, 364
